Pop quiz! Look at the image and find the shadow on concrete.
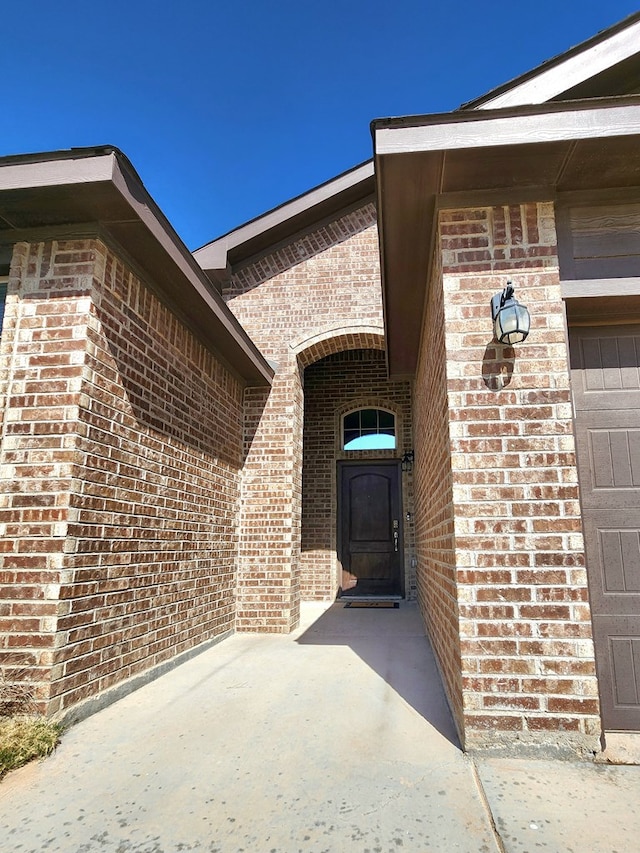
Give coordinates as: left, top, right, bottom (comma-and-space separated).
295, 601, 461, 749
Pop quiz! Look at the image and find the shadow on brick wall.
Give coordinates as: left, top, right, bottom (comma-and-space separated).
482, 341, 515, 391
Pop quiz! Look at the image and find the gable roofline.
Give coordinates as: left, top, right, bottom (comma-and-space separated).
462, 11, 640, 110
193, 160, 375, 280
0, 146, 273, 386
193, 14, 640, 285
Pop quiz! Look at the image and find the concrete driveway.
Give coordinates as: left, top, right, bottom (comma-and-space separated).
1, 602, 639, 853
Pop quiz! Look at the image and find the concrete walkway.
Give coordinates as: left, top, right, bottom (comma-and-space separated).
1, 602, 639, 853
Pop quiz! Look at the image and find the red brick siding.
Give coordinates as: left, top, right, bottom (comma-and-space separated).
225, 205, 381, 361
228, 205, 379, 298
237, 375, 303, 632
438, 203, 600, 752
413, 250, 463, 734
225, 206, 386, 628
0, 241, 89, 710
302, 349, 414, 600
0, 239, 244, 715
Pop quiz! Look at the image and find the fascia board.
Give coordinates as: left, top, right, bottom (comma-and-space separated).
375, 102, 640, 156
474, 18, 640, 109
110, 154, 216, 301
0, 153, 116, 190
194, 160, 375, 271
108, 155, 274, 385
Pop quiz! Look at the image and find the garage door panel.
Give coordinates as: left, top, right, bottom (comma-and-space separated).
575, 418, 640, 505
577, 473, 640, 509
570, 328, 640, 410
619, 336, 640, 388
591, 428, 639, 488
583, 515, 640, 613
592, 617, 640, 730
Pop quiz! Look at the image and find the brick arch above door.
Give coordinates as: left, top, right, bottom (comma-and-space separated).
292, 325, 384, 369
300, 346, 415, 601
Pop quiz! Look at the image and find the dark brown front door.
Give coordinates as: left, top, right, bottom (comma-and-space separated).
570, 324, 640, 730
338, 462, 403, 597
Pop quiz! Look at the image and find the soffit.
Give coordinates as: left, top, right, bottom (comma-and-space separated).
0, 148, 273, 386
373, 97, 640, 376
566, 294, 640, 324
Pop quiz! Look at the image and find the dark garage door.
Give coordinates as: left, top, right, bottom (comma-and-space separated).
570, 325, 640, 730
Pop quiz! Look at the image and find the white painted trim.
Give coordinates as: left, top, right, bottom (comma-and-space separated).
375, 104, 640, 155
562, 277, 640, 298
477, 20, 640, 109
0, 154, 115, 190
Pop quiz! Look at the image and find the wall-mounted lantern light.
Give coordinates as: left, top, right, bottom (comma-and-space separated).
401, 450, 414, 472
490, 282, 530, 345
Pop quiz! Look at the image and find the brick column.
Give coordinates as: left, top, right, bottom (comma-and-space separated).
423, 203, 601, 755
237, 361, 303, 632
0, 241, 91, 712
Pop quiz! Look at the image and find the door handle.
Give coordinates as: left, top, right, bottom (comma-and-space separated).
393, 530, 399, 552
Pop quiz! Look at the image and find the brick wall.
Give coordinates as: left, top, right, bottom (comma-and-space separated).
413, 250, 463, 734
0, 241, 84, 711
225, 204, 386, 629
237, 375, 302, 632
302, 349, 414, 600
0, 238, 244, 716
427, 202, 601, 754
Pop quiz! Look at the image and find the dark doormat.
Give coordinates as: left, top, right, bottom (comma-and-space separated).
344, 601, 399, 608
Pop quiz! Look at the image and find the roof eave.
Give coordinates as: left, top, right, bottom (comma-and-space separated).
194, 160, 375, 278
0, 147, 273, 387
373, 96, 640, 377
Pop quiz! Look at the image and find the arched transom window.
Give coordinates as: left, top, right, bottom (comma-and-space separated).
342, 408, 396, 451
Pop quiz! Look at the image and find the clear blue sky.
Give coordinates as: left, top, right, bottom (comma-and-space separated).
3, 2, 638, 249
